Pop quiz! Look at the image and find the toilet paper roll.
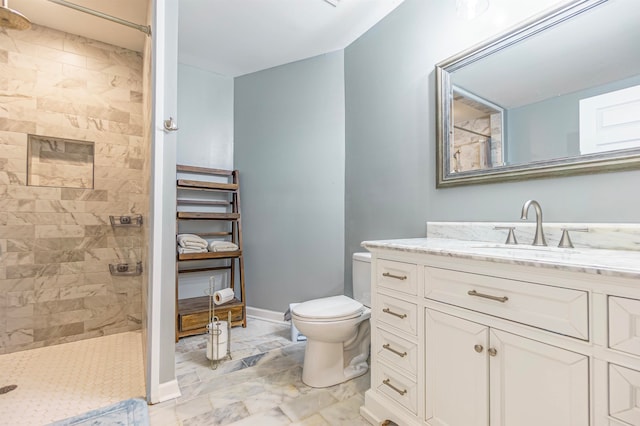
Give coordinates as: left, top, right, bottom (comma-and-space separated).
213, 288, 235, 305
206, 321, 228, 360
207, 320, 228, 343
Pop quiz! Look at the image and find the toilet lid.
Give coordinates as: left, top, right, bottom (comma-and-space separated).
292, 295, 363, 321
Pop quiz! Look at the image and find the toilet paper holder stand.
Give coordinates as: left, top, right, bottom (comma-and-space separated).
206, 279, 232, 369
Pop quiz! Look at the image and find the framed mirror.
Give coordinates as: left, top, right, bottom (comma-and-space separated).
436, 0, 640, 187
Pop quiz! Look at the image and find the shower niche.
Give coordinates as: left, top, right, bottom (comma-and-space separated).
27, 134, 95, 189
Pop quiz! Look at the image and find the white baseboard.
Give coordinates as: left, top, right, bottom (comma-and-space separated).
246, 306, 288, 325
154, 379, 181, 404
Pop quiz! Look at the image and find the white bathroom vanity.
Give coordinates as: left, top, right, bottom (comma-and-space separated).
360, 222, 640, 426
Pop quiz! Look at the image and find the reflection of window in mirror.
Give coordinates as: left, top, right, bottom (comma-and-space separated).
451, 86, 504, 173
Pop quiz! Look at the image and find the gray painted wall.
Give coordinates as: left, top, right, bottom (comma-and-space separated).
177, 64, 234, 169
344, 0, 640, 295
176, 64, 235, 300
234, 51, 346, 313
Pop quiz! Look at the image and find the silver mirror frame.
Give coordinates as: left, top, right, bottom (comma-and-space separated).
435, 0, 640, 188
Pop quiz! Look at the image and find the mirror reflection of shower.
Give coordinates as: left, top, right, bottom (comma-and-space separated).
451, 85, 504, 173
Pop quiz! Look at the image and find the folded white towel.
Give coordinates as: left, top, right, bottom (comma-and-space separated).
180, 240, 208, 249
177, 246, 208, 254
208, 241, 239, 252
177, 234, 208, 248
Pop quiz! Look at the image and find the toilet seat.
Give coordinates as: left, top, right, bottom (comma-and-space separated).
292, 295, 363, 322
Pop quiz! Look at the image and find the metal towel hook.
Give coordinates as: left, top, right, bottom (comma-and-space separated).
164, 117, 179, 132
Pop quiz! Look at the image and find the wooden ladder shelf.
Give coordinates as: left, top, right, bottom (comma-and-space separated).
175, 165, 247, 341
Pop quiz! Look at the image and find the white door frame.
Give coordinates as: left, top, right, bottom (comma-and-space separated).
146, 0, 180, 404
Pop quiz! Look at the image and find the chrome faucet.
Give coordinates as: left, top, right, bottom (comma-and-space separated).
520, 199, 547, 246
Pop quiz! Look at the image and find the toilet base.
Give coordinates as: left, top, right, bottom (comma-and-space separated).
301, 339, 369, 388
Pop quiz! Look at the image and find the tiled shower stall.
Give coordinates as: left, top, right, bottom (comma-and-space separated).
0, 23, 150, 355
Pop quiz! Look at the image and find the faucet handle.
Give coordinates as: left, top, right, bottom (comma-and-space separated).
558, 227, 589, 248
494, 226, 518, 245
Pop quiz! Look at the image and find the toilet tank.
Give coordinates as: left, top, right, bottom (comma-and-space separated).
352, 252, 372, 307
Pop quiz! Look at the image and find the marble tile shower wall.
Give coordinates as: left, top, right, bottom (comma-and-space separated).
0, 24, 149, 354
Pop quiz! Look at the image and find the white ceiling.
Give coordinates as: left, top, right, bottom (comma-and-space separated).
178, 0, 405, 77
10, 0, 405, 77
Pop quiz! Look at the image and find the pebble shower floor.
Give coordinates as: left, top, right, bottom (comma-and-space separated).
0, 331, 145, 425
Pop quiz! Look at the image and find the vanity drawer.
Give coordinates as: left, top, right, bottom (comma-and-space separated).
375, 362, 418, 414
377, 259, 418, 295
377, 293, 418, 336
424, 267, 589, 340
609, 296, 640, 356
609, 363, 640, 425
376, 327, 418, 376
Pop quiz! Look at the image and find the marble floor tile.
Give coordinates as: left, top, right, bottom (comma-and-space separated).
147, 401, 179, 426
227, 407, 291, 426
208, 401, 250, 425
327, 372, 370, 402
175, 394, 214, 422
318, 394, 365, 424
243, 385, 300, 415
148, 317, 372, 425
278, 389, 339, 422
289, 413, 331, 426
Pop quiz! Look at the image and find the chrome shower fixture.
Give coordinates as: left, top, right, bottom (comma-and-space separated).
0, 0, 31, 30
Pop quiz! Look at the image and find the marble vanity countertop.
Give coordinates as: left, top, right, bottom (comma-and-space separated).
361, 237, 640, 279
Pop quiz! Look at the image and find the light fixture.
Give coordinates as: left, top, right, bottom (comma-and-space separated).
455, 0, 489, 20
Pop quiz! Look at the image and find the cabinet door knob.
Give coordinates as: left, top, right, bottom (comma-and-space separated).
474, 344, 484, 353
488, 347, 498, 357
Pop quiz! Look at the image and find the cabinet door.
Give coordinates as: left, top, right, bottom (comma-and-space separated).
426, 309, 489, 426
489, 329, 589, 426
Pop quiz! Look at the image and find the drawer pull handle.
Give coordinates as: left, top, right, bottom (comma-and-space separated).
382, 378, 407, 395
383, 308, 407, 319
383, 343, 407, 357
474, 344, 484, 353
468, 290, 508, 303
383, 272, 407, 280
488, 347, 498, 357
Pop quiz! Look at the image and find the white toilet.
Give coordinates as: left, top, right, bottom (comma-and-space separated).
292, 252, 371, 388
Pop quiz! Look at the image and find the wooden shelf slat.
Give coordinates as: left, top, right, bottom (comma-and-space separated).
178, 265, 232, 274
177, 199, 232, 206
177, 165, 234, 176
178, 295, 241, 314
185, 232, 232, 237
178, 179, 238, 192
177, 250, 242, 261
177, 212, 240, 220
